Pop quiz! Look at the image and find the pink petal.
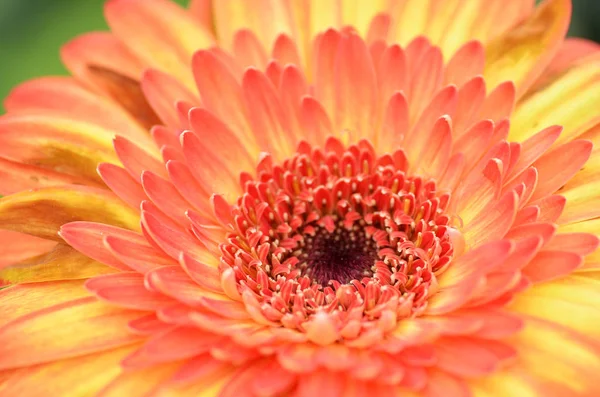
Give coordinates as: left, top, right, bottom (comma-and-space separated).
522, 250, 583, 283
113, 136, 167, 182
97, 163, 147, 210
444, 41, 485, 86
60, 222, 135, 271
86, 272, 173, 311
529, 140, 592, 202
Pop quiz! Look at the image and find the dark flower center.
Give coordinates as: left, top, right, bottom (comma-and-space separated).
297, 222, 377, 285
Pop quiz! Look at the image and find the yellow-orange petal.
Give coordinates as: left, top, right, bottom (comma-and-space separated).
0, 114, 120, 182
0, 156, 95, 196
212, 0, 295, 52
0, 345, 139, 396
104, 0, 213, 89
141, 69, 201, 130
60, 32, 144, 86
0, 296, 142, 370
532, 37, 600, 92
417, 0, 535, 58
4, 77, 154, 149
484, 0, 571, 97
510, 61, 600, 143
0, 230, 55, 270
0, 244, 118, 285
0, 186, 140, 240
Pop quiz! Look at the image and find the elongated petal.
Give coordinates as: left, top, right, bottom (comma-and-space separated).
0, 345, 138, 396
105, 0, 213, 88
0, 186, 140, 240
0, 297, 142, 370
0, 244, 117, 284
510, 61, 600, 143
484, 0, 571, 97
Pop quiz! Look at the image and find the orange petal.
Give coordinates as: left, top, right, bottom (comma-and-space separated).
527, 198, 563, 228
86, 272, 173, 311
0, 230, 56, 269
98, 163, 147, 210
141, 211, 212, 264
332, 33, 377, 143
452, 76, 486, 137
407, 46, 444, 121
452, 120, 494, 172
532, 37, 600, 92
420, 0, 535, 58
0, 280, 88, 325
477, 81, 516, 123
0, 244, 118, 285
376, 45, 407, 109
510, 60, 600, 143
113, 136, 167, 182
81, 66, 163, 131
506, 125, 562, 182
141, 69, 201, 130
528, 140, 592, 202
435, 337, 512, 377
474, 318, 600, 395
0, 296, 142, 370
145, 265, 227, 309
233, 29, 269, 69
428, 240, 513, 314
411, 116, 453, 179
98, 360, 184, 397
191, 50, 254, 148
142, 171, 192, 226
189, 107, 257, 174
212, 0, 295, 51
484, 0, 571, 97
548, 232, 600, 259
0, 114, 119, 182
104, 0, 213, 88
463, 191, 518, 248
522, 250, 583, 283
61, 32, 144, 85
423, 370, 470, 397
188, 0, 215, 35
0, 186, 140, 240
0, 157, 91, 196
60, 222, 145, 270
443, 41, 485, 87
242, 68, 295, 158
104, 233, 177, 274
0, 345, 138, 396
4, 77, 153, 149
180, 131, 242, 201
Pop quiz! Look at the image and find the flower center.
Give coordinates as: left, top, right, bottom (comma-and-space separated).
219, 138, 457, 337
296, 222, 377, 286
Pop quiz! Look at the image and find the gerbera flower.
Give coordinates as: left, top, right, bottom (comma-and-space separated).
2, 0, 600, 395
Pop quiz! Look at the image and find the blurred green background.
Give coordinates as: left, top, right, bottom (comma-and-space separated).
0, 0, 598, 106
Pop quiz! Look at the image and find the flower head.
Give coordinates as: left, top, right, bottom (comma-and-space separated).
2, 0, 600, 395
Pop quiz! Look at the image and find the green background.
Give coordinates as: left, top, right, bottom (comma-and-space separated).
0, 0, 598, 106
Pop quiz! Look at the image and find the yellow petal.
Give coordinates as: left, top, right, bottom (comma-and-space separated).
0, 244, 117, 285
0, 186, 140, 240
105, 0, 214, 89
484, 0, 571, 97
0, 345, 140, 396
511, 275, 600, 335
0, 279, 89, 325
510, 61, 600, 142
0, 297, 142, 370
559, 218, 600, 270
